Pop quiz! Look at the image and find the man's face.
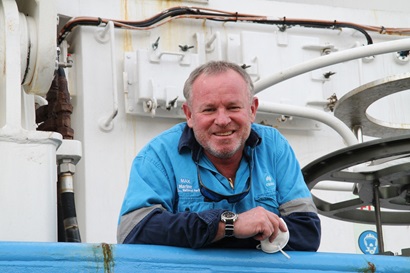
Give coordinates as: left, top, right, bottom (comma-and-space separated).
183, 70, 258, 160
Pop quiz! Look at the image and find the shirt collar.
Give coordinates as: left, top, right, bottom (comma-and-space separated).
178, 123, 262, 161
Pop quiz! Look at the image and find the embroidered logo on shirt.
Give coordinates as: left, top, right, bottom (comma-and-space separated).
178, 178, 200, 193
265, 175, 275, 187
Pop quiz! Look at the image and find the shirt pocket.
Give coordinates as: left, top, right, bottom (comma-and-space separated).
255, 192, 279, 214
177, 195, 214, 212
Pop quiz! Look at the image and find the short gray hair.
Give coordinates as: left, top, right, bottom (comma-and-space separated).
183, 61, 254, 105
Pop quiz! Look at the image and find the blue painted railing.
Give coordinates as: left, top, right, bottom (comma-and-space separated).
0, 242, 409, 272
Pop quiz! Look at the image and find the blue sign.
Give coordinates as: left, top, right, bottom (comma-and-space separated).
358, 230, 379, 254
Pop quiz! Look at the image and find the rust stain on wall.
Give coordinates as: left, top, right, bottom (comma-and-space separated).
121, 0, 133, 51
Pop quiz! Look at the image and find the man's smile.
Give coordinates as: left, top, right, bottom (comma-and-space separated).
214, 131, 235, 136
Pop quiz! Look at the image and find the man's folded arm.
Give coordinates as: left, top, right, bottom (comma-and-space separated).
118, 206, 225, 249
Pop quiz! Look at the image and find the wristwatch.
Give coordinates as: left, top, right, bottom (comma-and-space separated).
220, 211, 238, 237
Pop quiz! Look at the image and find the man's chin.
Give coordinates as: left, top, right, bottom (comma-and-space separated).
207, 146, 239, 159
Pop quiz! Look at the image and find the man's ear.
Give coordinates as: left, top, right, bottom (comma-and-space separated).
182, 102, 193, 127
250, 96, 259, 122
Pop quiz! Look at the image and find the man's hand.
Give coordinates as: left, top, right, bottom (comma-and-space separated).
234, 206, 287, 242
213, 206, 287, 243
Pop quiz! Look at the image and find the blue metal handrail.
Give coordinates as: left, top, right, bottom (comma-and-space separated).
0, 242, 409, 272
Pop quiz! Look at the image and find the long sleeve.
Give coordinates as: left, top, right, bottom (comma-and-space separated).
122, 208, 224, 249
283, 212, 321, 251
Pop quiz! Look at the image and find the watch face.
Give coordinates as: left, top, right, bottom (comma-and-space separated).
222, 211, 237, 221
223, 211, 236, 219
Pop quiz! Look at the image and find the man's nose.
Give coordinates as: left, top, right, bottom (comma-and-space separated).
214, 109, 231, 126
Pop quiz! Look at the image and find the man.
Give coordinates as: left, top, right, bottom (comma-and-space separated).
117, 61, 321, 250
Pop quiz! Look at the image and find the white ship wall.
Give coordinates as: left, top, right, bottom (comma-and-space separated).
6, 0, 408, 253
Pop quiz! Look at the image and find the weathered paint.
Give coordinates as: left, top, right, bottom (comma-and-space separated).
0, 242, 409, 272
102, 243, 114, 273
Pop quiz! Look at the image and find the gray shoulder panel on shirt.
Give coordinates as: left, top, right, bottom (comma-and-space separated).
279, 197, 318, 216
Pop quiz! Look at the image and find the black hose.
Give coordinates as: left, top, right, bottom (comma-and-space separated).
59, 173, 82, 243
57, 183, 66, 242
60, 190, 82, 242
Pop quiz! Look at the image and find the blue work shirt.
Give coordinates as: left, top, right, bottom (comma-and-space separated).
118, 122, 320, 250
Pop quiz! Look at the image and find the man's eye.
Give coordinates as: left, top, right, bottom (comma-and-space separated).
229, 106, 241, 111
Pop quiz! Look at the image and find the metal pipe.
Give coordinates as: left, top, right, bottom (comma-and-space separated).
312, 182, 354, 192
98, 21, 118, 131
373, 181, 385, 253
254, 38, 410, 93
258, 101, 359, 146
0, 0, 22, 128
352, 125, 363, 144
